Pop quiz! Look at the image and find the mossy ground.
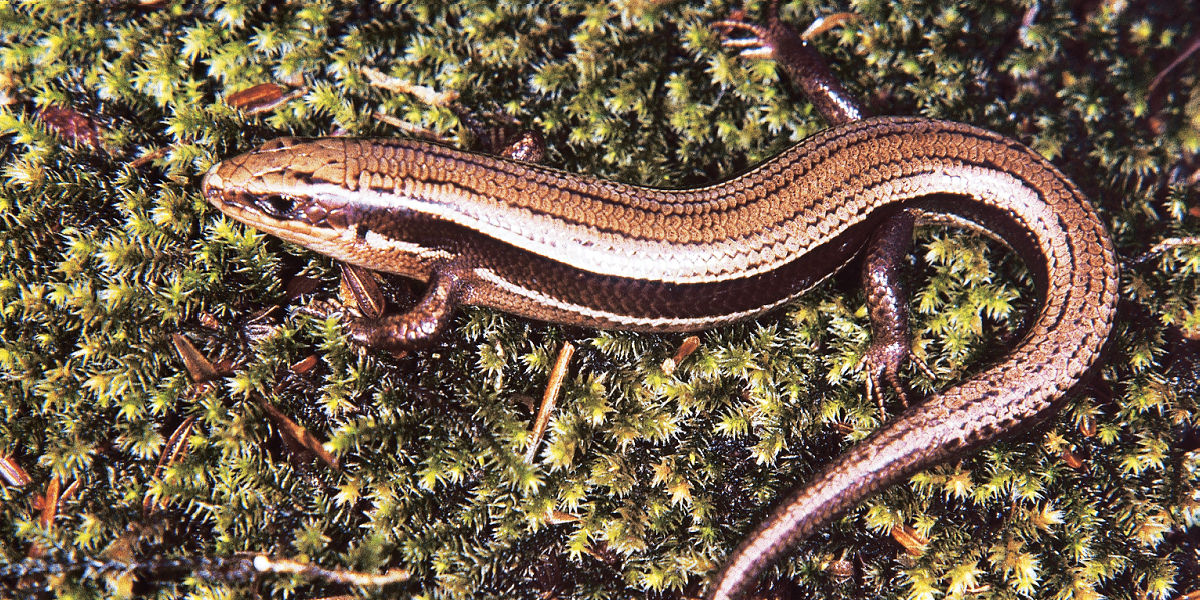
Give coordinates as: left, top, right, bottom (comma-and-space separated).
1, 1, 1197, 599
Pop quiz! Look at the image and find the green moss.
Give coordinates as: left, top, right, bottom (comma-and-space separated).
1, 1, 1197, 599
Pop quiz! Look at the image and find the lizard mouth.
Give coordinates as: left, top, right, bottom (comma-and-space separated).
248, 193, 298, 220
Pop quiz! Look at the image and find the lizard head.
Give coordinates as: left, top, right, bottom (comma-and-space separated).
202, 137, 449, 281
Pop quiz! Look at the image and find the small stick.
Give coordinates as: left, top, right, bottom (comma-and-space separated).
248, 554, 408, 585
0, 453, 31, 486
361, 67, 459, 106
525, 341, 575, 463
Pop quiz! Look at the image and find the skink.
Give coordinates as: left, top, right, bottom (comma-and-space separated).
201, 8, 1119, 600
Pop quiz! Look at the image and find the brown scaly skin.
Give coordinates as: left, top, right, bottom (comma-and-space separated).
201, 4, 1119, 599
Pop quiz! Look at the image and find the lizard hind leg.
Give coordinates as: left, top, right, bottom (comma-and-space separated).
859, 209, 937, 410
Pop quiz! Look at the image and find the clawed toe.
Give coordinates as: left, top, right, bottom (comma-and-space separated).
713, 18, 774, 58
862, 353, 905, 413
712, 19, 768, 38
860, 340, 933, 412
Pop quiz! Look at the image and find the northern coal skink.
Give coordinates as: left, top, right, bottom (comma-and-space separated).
200, 8, 1119, 600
